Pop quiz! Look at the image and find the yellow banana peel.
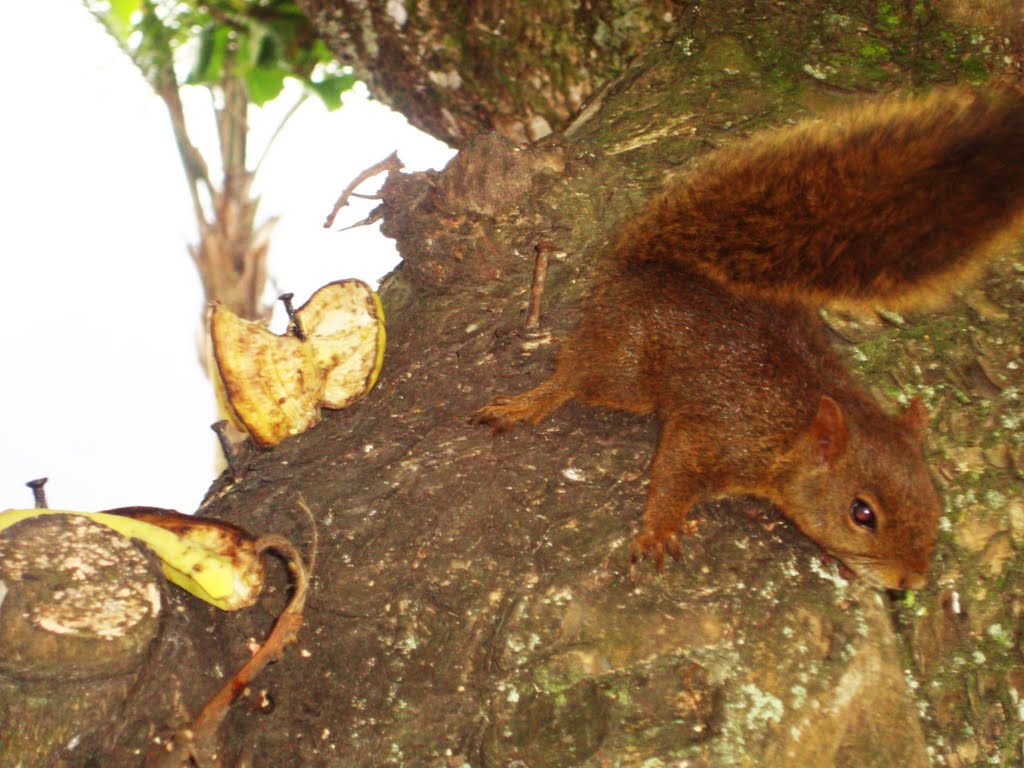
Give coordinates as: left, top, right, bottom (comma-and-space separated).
0, 508, 264, 611
209, 279, 385, 447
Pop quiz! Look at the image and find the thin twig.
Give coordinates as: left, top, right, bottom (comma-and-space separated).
253, 93, 309, 177
156, 81, 214, 234
149, 502, 318, 768
323, 151, 403, 229
524, 241, 554, 329
296, 497, 319, 578
187, 535, 308, 764
335, 209, 384, 232
88, 3, 213, 232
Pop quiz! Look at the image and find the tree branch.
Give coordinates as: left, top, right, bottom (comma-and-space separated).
253, 93, 310, 177
323, 150, 403, 228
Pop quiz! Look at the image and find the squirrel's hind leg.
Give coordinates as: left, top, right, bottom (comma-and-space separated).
475, 368, 576, 433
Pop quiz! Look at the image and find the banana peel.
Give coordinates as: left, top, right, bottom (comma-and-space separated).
210, 279, 385, 447
0, 507, 264, 611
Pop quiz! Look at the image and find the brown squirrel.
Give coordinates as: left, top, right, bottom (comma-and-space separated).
476, 87, 1024, 591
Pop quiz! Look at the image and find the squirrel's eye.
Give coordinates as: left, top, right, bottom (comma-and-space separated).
850, 498, 877, 531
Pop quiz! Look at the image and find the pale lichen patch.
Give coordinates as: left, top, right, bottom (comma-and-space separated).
2, 513, 162, 641
385, 0, 407, 28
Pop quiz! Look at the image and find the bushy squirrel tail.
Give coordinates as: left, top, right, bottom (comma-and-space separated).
618, 86, 1024, 309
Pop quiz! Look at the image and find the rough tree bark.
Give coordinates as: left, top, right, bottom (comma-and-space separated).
300, 0, 690, 145
3, 2, 1023, 767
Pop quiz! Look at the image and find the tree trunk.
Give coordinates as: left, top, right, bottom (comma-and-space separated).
5, 2, 1023, 766
299, 0, 690, 145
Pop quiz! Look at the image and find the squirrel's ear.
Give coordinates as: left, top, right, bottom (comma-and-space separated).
807, 395, 849, 465
899, 397, 930, 444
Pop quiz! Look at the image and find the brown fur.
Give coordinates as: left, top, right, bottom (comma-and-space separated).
618, 87, 1024, 311
477, 88, 1024, 590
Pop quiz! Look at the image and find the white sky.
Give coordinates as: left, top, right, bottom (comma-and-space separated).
0, 1, 454, 513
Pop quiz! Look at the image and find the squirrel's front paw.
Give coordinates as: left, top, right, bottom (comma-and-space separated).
474, 396, 527, 433
476, 392, 550, 433
630, 528, 683, 572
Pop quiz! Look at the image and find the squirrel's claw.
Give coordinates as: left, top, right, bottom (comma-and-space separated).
630, 528, 682, 571
474, 394, 538, 434
474, 400, 519, 434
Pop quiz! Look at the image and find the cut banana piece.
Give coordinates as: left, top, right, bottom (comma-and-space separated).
210, 279, 385, 447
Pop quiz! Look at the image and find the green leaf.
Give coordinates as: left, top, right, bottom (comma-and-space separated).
310, 39, 336, 65
187, 24, 229, 85
307, 72, 356, 111
262, 11, 306, 53
255, 32, 280, 69
132, 1, 181, 88
236, 21, 265, 71
245, 66, 287, 106
107, 0, 143, 42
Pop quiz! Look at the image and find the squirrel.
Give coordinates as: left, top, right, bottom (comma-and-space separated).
476, 87, 1024, 591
